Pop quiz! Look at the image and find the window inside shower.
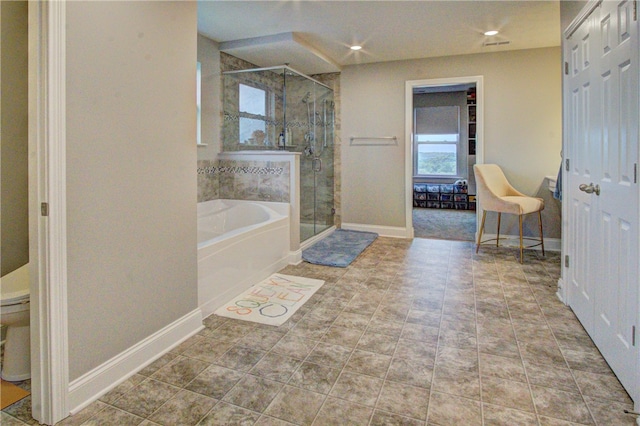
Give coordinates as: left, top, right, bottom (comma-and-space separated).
238, 83, 267, 144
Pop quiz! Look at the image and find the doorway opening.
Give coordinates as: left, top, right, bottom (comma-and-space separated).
404, 76, 484, 241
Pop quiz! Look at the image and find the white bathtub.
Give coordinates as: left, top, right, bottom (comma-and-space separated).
197, 199, 291, 318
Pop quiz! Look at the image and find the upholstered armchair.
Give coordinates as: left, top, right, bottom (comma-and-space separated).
473, 164, 544, 263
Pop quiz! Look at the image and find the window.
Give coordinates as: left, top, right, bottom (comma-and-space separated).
239, 83, 267, 144
414, 106, 460, 177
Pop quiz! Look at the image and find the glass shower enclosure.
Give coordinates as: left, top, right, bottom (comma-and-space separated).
222, 66, 335, 243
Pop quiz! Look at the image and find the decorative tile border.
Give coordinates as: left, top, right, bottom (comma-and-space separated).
223, 112, 333, 129
197, 166, 284, 175
197, 166, 217, 175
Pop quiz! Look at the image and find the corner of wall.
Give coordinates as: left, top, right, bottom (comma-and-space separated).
197, 160, 219, 202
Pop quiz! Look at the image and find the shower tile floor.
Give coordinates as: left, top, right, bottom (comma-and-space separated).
2, 238, 636, 425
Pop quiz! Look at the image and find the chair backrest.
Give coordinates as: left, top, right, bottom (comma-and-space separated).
474, 164, 512, 197
474, 164, 523, 213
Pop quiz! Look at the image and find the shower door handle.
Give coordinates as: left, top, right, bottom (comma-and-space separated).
313, 158, 322, 172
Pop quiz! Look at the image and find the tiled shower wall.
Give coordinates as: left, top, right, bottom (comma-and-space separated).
197, 160, 219, 202
197, 159, 290, 203
198, 54, 292, 203
198, 52, 341, 230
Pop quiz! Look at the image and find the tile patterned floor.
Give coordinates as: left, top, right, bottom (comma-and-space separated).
2, 238, 636, 425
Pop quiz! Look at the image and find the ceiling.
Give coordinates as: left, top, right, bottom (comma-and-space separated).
197, 1, 561, 75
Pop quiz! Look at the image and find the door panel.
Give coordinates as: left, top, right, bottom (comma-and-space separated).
566, 1, 639, 402
567, 11, 600, 334
592, 0, 639, 396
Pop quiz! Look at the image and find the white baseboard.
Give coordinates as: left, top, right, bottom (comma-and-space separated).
289, 249, 302, 265
341, 223, 411, 239
478, 234, 561, 252
556, 277, 566, 304
68, 308, 203, 414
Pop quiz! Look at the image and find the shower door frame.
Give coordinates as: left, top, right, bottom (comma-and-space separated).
299, 81, 335, 243
223, 65, 336, 244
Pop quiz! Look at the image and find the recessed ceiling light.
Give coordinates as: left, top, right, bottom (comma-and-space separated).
350, 45, 362, 51
484, 30, 499, 36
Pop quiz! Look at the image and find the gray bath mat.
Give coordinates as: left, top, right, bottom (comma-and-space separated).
302, 229, 378, 267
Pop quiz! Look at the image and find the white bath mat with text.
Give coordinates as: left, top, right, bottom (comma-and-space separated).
214, 274, 325, 326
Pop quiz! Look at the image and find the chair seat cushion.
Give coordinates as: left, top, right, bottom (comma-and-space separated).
501, 196, 544, 215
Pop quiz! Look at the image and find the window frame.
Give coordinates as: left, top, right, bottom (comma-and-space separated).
238, 82, 271, 145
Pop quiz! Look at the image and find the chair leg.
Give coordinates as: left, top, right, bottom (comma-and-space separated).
476, 210, 487, 253
519, 215, 524, 264
538, 210, 545, 256
496, 212, 502, 247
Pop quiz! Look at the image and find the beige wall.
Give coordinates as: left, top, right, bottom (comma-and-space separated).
1, 1, 29, 276
341, 47, 563, 238
66, 1, 198, 380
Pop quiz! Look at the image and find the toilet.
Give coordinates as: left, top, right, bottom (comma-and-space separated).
0, 264, 31, 381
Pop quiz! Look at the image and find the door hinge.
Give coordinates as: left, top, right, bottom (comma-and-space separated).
565, 158, 570, 172
564, 61, 569, 75
41, 202, 49, 217
633, 325, 636, 346
634, 163, 637, 183
634, 0, 637, 21
564, 255, 570, 268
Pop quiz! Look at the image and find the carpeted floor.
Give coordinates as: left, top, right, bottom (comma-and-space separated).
413, 208, 476, 241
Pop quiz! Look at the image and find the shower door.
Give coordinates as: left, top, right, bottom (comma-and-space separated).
311, 85, 335, 239
287, 74, 334, 242
222, 65, 334, 244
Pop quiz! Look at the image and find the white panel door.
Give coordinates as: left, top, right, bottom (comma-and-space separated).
592, 0, 638, 398
566, 9, 600, 334
565, 0, 639, 404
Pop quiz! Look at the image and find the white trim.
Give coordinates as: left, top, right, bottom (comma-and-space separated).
556, 278, 566, 304
68, 309, 203, 414
288, 249, 303, 265
563, 0, 601, 39
477, 235, 561, 252
28, 2, 69, 424
405, 76, 484, 242
559, 9, 573, 310
342, 223, 411, 239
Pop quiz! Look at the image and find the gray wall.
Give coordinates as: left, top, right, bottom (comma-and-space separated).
1, 1, 29, 276
341, 47, 563, 239
66, 1, 198, 380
